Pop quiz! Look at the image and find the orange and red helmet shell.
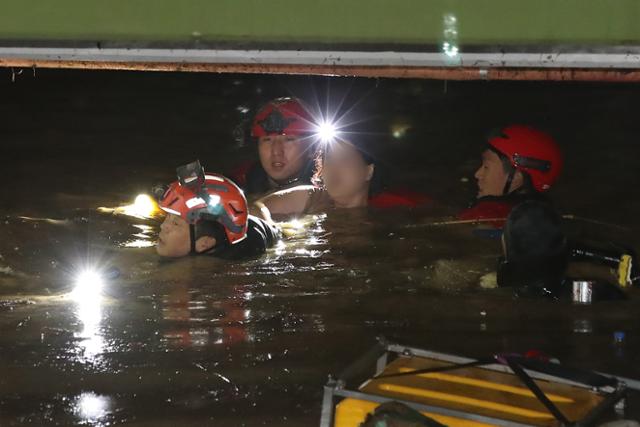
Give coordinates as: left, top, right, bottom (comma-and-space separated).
488, 125, 563, 193
251, 97, 314, 138
159, 173, 248, 245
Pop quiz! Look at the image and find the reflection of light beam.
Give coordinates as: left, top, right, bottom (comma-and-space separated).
279, 217, 308, 239
274, 239, 286, 256
75, 392, 110, 422
70, 268, 105, 360
442, 13, 460, 59
442, 42, 459, 58
124, 240, 155, 248
123, 224, 156, 248
290, 218, 304, 230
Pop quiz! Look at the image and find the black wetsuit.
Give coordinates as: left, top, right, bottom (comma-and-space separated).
215, 215, 279, 260
497, 201, 630, 301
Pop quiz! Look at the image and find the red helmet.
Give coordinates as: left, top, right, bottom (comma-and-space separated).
488, 125, 563, 192
158, 164, 248, 245
251, 97, 314, 138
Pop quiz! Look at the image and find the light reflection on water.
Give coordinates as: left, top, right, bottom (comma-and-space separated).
74, 392, 111, 425
75, 296, 105, 359
70, 270, 107, 361
124, 224, 156, 248
161, 282, 257, 348
2, 199, 640, 425
96, 195, 161, 248
155, 225, 342, 352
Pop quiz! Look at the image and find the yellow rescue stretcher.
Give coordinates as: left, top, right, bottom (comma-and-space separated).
320, 339, 631, 427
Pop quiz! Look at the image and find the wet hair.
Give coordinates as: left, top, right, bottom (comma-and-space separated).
312, 139, 384, 197
194, 220, 229, 251
499, 201, 568, 293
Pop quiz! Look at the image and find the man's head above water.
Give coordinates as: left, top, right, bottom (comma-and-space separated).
251, 97, 315, 185
156, 162, 249, 258
474, 125, 563, 198
475, 148, 525, 198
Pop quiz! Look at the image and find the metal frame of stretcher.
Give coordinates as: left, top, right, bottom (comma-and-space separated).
320, 338, 628, 427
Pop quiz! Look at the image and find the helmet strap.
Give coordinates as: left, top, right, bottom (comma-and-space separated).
189, 224, 197, 254
189, 222, 224, 256
502, 169, 516, 196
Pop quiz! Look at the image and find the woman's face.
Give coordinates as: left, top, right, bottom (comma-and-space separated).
321, 141, 374, 201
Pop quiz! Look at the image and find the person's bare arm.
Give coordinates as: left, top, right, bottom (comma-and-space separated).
255, 185, 314, 218
251, 200, 274, 223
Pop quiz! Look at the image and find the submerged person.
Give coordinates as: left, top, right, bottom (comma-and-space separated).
498, 200, 625, 301
156, 161, 278, 259
459, 125, 563, 227
256, 134, 381, 217
231, 97, 317, 196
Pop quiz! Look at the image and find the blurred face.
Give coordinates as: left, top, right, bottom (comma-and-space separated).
322, 141, 374, 201
474, 149, 512, 198
258, 134, 308, 183
157, 214, 191, 258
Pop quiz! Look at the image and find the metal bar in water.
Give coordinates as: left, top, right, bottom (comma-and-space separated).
385, 343, 621, 391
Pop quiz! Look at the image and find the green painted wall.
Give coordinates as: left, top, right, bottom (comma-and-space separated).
0, 0, 639, 46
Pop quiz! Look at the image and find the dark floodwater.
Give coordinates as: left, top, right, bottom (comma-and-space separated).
1, 70, 640, 426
